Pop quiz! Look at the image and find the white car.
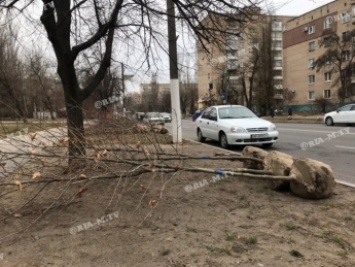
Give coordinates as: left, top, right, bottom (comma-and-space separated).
143, 112, 165, 125
324, 104, 355, 126
196, 105, 279, 148
160, 112, 172, 123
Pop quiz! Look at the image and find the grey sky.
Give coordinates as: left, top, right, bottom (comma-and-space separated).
271, 0, 335, 15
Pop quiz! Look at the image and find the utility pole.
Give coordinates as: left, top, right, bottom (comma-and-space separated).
121, 62, 125, 114
167, 0, 182, 143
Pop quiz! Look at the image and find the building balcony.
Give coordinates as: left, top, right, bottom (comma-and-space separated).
273, 75, 283, 79
273, 66, 283, 70
274, 94, 284, 99
351, 75, 355, 83
272, 36, 282, 41
272, 46, 282, 51
274, 84, 283, 90
272, 26, 283, 31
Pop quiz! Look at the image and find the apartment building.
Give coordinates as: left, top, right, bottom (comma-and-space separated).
197, 13, 293, 109
283, 0, 355, 112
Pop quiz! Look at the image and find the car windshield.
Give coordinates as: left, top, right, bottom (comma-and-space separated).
218, 106, 257, 119
147, 113, 160, 118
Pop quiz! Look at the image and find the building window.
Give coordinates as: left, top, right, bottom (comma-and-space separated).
308, 91, 315, 100
308, 25, 315, 34
274, 79, 282, 86
324, 89, 331, 99
324, 17, 332, 29
208, 73, 210, 80
342, 12, 350, 23
342, 50, 350, 60
273, 51, 282, 58
308, 75, 315, 84
274, 60, 282, 67
308, 58, 315, 68
342, 31, 351, 42
324, 72, 332, 82
272, 32, 282, 39
273, 70, 283, 77
272, 40, 282, 48
308, 41, 315, 52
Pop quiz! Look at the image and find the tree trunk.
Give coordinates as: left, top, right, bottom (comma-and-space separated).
59, 63, 86, 162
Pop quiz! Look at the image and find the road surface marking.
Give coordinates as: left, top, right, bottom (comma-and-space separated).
335, 145, 355, 150
278, 128, 355, 135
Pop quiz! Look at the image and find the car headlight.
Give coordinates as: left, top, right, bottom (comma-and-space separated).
269, 124, 277, 131
231, 127, 246, 133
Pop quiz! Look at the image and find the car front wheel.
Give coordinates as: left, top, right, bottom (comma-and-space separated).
197, 129, 206, 142
219, 132, 229, 149
325, 117, 334, 126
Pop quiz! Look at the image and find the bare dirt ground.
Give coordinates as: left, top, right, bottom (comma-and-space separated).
1, 127, 355, 267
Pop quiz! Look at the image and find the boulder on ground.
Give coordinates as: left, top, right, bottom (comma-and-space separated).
290, 158, 335, 199
264, 151, 294, 191
241, 146, 268, 170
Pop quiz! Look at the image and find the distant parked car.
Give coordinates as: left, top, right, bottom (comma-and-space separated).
160, 112, 172, 123
196, 105, 279, 148
143, 112, 165, 125
324, 104, 355, 126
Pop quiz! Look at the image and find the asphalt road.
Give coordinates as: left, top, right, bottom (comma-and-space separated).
166, 120, 355, 185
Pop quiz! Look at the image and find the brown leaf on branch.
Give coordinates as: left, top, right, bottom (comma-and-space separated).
135, 142, 141, 149
76, 187, 88, 198
0, 162, 6, 169
29, 133, 37, 141
32, 171, 41, 179
79, 173, 88, 179
94, 153, 100, 163
102, 149, 108, 157
149, 199, 158, 207
14, 180, 23, 191
29, 148, 37, 155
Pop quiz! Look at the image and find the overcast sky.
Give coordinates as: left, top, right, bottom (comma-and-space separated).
268, 0, 335, 15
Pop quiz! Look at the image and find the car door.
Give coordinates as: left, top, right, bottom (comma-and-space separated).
207, 108, 219, 141
336, 105, 352, 123
197, 107, 212, 138
349, 105, 355, 123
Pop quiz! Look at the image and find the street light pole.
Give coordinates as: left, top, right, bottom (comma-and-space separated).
167, 0, 182, 143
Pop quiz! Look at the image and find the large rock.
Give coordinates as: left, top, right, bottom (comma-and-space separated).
264, 151, 294, 190
151, 125, 169, 134
290, 158, 335, 199
242, 146, 268, 170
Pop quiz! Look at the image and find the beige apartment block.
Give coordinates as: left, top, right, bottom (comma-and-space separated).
283, 0, 355, 112
197, 12, 293, 109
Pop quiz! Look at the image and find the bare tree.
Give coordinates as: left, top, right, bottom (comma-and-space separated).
314, 29, 355, 103
254, 18, 274, 115
1, 0, 261, 165
0, 24, 28, 122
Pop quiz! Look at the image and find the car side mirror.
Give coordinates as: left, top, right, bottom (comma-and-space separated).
336, 109, 340, 113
